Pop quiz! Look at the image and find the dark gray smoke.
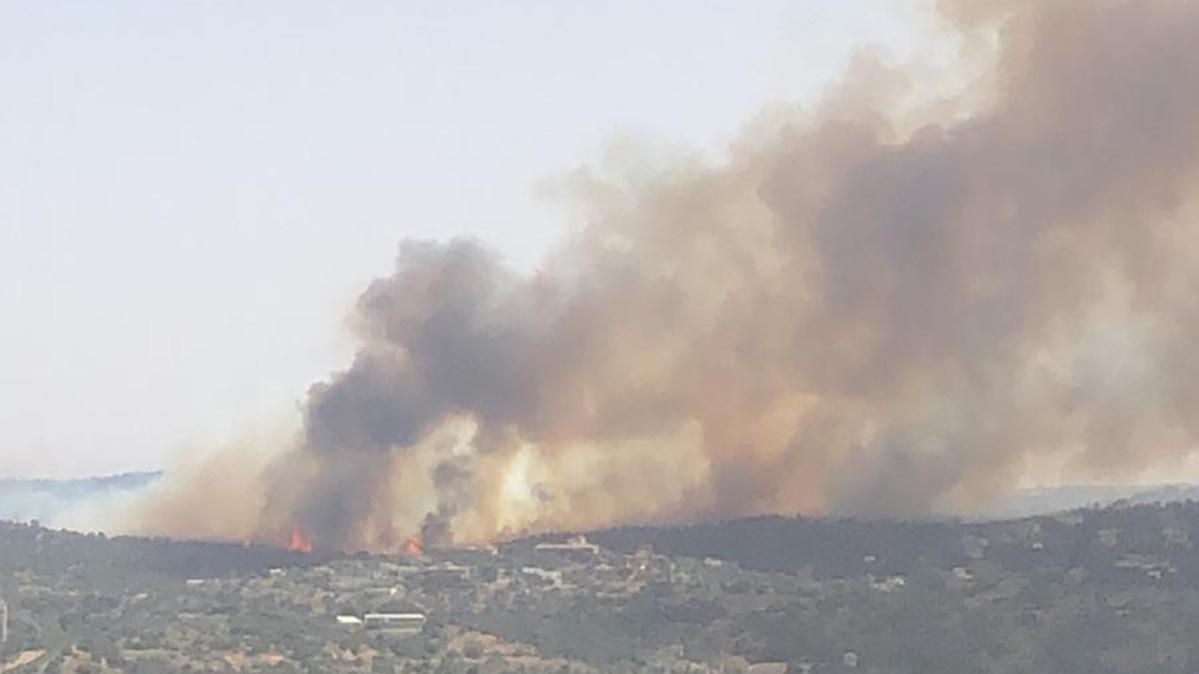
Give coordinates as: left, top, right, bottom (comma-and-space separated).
139, 0, 1199, 550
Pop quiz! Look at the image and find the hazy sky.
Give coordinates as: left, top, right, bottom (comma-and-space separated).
0, 2, 940, 478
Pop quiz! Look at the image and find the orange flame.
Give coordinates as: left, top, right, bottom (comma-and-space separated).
403, 536, 423, 556
288, 529, 313, 554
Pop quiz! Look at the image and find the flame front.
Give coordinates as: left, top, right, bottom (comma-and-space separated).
288, 529, 313, 554
403, 536, 422, 556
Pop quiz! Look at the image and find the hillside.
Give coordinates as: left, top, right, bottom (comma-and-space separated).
7, 501, 1199, 672
586, 500, 1199, 583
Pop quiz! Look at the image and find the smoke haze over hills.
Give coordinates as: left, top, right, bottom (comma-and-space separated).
0, 472, 159, 528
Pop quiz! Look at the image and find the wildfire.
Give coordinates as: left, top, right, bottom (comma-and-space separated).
288, 529, 313, 554
403, 535, 423, 556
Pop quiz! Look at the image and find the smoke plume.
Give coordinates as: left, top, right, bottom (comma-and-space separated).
146, 0, 1199, 550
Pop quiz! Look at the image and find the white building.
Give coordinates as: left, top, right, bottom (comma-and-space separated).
535, 535, 600, 562
869, 575, 907, 593
747, 662, 788, 674
363, 613, 426, 634
520, 566, 564, 587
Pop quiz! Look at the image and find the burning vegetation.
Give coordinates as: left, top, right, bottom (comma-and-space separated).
281, 528, 420, 556
404, 536, 423, 556
287, 529, 313, 555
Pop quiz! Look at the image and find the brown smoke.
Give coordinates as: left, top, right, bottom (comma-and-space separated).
143, 0, 1199, 550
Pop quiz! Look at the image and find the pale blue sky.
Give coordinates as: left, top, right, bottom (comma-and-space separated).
0, 1, 938, 477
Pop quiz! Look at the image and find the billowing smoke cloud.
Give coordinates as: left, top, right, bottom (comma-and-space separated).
146, 0, 1199, 550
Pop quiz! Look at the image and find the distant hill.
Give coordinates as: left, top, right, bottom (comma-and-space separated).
570, 484, 1199, 580
0, 471, 160, 526
987, 483, 1199, 519
583, 499, 1199, 583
